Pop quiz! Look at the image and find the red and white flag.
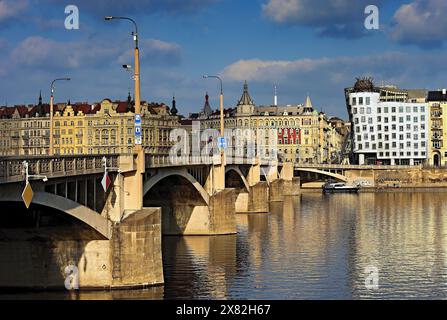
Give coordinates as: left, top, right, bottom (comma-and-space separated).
101, 172, 111, 192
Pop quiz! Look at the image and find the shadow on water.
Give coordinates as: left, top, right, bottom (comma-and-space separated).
3, 192, 447, 299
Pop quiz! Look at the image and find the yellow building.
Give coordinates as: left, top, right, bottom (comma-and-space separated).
427, 90, 447, 166
0, 93, 179, 157
196, 82, 345, 164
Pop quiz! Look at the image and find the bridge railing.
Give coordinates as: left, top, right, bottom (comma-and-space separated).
0, 155, 119, 184
145, 153, 270, 167
295, 163, 423, 170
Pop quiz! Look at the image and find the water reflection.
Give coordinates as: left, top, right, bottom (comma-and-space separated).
2, 192, 447, 299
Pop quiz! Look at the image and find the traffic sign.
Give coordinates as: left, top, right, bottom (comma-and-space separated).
22, 181, 33, 209
134, 114, 141, 124
218, 136, 227, 150
101, 172, 111, 192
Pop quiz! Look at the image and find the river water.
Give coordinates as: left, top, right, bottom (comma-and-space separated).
2, 192, 447, 300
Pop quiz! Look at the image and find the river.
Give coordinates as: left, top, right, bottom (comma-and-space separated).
2, 192, 447, 300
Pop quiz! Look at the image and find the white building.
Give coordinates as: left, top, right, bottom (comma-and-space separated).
346, 78, 428, 165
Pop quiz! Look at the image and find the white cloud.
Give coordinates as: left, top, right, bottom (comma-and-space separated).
262, 0, 382, 37
0, 0, 27, 21
219, 52, 447, 116
117, 39, 182, 66
390, 0, 447, 48
10, 36, 119, 69
9, 36, 182, 70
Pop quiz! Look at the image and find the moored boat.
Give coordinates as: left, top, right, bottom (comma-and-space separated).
322, 182, 359, 193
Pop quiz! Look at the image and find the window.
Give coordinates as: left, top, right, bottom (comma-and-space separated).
366, 97, 370, 105
399, 106, 404, 113
413, 106, 418, 112
367, 107, 371, 114
392, 107, 396, 113
352, 97, 357, 105
384, 107, 389, 113
360, 107, 365, 114
359, 97, 364, 105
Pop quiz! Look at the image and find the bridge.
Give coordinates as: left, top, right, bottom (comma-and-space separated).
1, 153, 435, 289
0, 153, 301, 289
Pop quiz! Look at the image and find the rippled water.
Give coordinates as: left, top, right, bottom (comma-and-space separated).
3, 192, 447, 299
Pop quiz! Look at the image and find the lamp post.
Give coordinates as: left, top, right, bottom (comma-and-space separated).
105, 15, 144, 210
203, 75, 225, 159
105, 16, 142, 154
49, 78, 70, 156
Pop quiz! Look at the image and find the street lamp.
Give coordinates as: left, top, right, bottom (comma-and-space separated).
105, 16, 141, 151
105, 15, 144, 210
49, 78, 70, 156
203, 75, 225, 158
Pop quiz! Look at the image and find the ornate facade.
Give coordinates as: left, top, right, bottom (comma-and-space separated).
0, 93, 179, 157
196, 82, 345, 164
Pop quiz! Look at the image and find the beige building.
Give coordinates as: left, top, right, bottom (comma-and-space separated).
0, 92, 179, 157
194, 82, 345, 164
427, 90, 447, 166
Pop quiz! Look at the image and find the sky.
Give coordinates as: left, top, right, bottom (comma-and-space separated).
1, 0, 447, 118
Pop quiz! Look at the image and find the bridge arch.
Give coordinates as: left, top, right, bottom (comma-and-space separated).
143, 169, 210, 205
0, 191, 112, 238
294, 168, 348, 182
225, 166, 250, 192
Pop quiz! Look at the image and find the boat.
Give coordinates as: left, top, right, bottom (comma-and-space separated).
322, 182, 359, 193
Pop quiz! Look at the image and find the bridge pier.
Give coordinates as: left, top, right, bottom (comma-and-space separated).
0, 154, 165, 290
227, 160, 270, 213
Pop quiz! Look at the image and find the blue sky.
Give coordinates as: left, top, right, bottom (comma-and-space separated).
1, 0, 447, 118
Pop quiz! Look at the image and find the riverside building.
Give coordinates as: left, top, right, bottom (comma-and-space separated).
193, 81, 346, 164
0, 92, 180, 157
345, 78, 428, 165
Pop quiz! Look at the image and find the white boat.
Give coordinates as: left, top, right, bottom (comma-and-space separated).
322, 182, 359, 193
